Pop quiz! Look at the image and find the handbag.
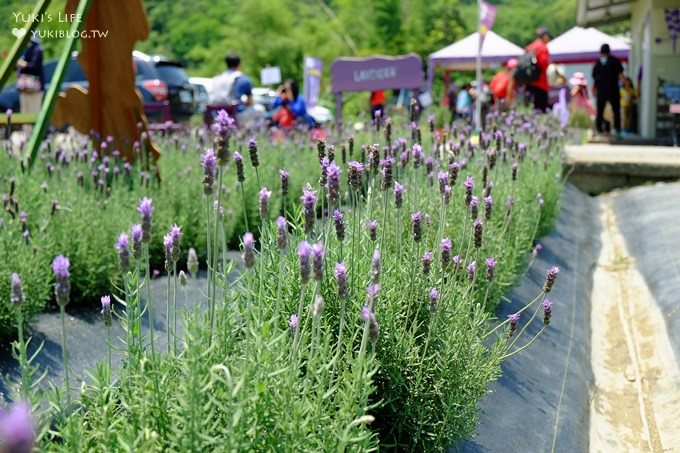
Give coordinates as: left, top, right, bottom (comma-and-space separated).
17, 73, 41, 93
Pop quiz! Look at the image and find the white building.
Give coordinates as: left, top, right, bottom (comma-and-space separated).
578, 0, 680, 142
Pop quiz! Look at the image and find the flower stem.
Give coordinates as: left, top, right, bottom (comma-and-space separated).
59, 303, 70, 403
144, 244, 155, 359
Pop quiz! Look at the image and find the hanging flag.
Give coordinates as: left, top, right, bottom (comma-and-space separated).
303, 56, 323, 108
479, 1, 497, 46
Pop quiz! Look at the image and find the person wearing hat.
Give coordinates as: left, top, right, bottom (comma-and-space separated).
592, 43, 624, 135
524, 26, 552, 112
16, 34, 44, 135
569, 72, 595, 118
489, 58, 518, 106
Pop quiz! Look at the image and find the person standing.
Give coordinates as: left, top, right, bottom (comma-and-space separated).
211, 52, 256, 126
524, 27, 551, 112
592, 43, 624, 135
16, 35, 44, 136
620, 77, 637, 135
489, 58, 518, 106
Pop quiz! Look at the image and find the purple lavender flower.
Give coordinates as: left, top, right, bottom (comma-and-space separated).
412, 144, 424, 168
537, 193, 545, 208
247, 137, 259, 168
187, 248, 199, 276
543, 299, 553, 325
443, 185, 451, 205
505, 195, 514, 213
485, 257, 496, 282
300, 188, 317, 234
543, 266, 560, 293
367, 220, 378, 242
335, 262, 348, 299
448, 162, 459, 185
467, 260, 476, 281
508, 312, 520, 338
453, 255, 461, 274
380, 156, 395, 191
362, 304, 380, 344
311, 294, 325, 318
470, 196, 479, 219
319, 156, 329, 187
371, 249, 381, 284
115, 232, 130, 274
469, 217, 482, 248
100, 295, 112, 326
464, 176, 474, 206
428, 287, 439, 312
532, 243, 543, 257
0, 401, 35, 453
411, 211, 422, 242
366, 283, 380, 308
333, 209, 345, 242
348, 161, 364, 190
422, 250, 433, 275
312, 242, 324, 281
214, 109, 236, 136
279, 169, 289, 196
288, 314, 299, 334
276, 217, 288, 251
394, 182, 405, 209
52, 255, 70, 306
240, 232, 255, 269
326, 161, 341, 204
200, 148, 217, 196
400, 149, 409, 168
438, 171, 448, 195
138, 197, 153, 243
233, 151, 245, 182
298, 241, 312, 284
259, 187, 272, 219
440, 238, 452, 269
131, 224, 143, 260
512, 162, 518, 181
484, 196, 493, 220
11, 273, 23, 304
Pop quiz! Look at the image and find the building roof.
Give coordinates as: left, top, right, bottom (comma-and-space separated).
577, 0, 633, 26
428, 30, 524, 71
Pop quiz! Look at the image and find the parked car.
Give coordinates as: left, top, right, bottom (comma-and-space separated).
0, 51, 195, 123
144, 53, 196, 121
189, 77, 212, 114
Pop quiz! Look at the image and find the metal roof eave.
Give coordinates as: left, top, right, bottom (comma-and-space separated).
577, 0, 633, 26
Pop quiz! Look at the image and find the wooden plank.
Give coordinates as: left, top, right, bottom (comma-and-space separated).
25, 0, 93, 170
0, 0, 52, 90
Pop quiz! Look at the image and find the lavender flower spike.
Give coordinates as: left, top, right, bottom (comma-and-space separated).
508, 312, 520, 338
440, 238, 452, 269
411, 211, 422, 242
422, 251, 433, 275
467, 260, 477, 282
138, 197, 153, 243
371, 249, 381, 284
288, 314, 299, 334
247, 137, 259, 168
300, 188, 317, 234
200, 148, 217, 195
131, 224, 143, 259
242, 233, 255, 269
326, 161, 341, 204
11, 273, 24, 304
543, 266, 560, 293
485, 257, 496, 282
187, 247, 199, 276
367, 220, 378, 242
394, 182, 404, 208
0, 401, 35, 453
52, 255, 71, 306
312, 242, 324, 281
259, 187, 272, 220
101, 295, 112, 326
335, 262, 348, 299
543, 299, 553, 325
115, 232, 130, 274
276, 216, 288, 251
279, 169, 289, 196
428, 287, 439, 312
233, 151, 245, 182
333, 209, 345, 242
298, 241, 312, 285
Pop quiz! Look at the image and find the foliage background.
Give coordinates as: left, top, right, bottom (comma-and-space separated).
2, 0, 628, 107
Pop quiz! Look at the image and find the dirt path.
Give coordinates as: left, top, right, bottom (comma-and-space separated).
589, 197, 680, 452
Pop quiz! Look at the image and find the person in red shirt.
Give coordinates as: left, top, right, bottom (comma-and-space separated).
489, 58, 518, 106
369, 90, 385, 121
525, 27, 552, 112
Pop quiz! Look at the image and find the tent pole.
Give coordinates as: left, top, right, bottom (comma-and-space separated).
474, 0, 483, 132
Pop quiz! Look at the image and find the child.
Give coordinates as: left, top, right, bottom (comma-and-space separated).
620, 77, 637, 134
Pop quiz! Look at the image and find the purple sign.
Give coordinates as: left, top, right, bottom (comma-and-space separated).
330, 54, 424, 93
304, 56, 323, 108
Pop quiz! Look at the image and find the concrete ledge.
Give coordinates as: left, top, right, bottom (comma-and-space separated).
564, 144, 680, 193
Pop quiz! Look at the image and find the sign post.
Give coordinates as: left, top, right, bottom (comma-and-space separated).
475, 0, 496, 131
304, 56, 323, 108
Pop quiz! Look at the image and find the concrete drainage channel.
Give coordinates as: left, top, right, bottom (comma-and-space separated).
457, 182, 680, 452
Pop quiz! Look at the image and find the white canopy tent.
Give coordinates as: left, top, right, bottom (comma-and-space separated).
548, 26, 629, 64
428, 30, 524, 84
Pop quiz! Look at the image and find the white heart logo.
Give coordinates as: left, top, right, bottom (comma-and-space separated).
12, 28, 27, 39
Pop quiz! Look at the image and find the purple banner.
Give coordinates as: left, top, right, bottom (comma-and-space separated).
304, 56, 323, 108
330, 54, 424, 93
480, 1, 497, 35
